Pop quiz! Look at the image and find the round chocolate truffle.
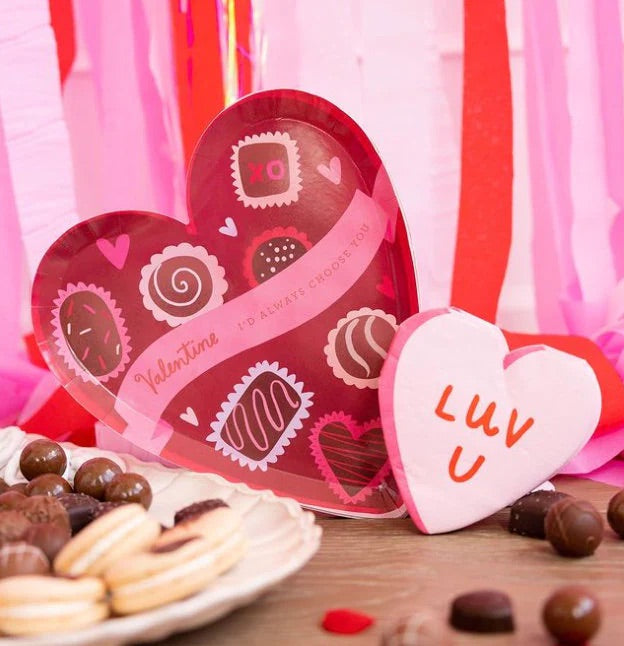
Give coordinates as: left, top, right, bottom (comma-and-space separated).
607, 489, 624, 538
57, 493, 99, 534
105, 473, 152, 509
449, 590, 514, 633
382, 612, 450, 645
22, 523, 70, 562
542, 586, 601, 645
19, 439, 67, 480
545, 499, 603, 557
74, 458, 122, 500
0, 491, 27, 511
0, 542, 49, 578
20, 495, 71, 534
0, 510, 31, 544
25, 474, 73, 498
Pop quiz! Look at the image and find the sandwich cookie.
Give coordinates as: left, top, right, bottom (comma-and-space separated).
105, 533, 245, 614
54, 502, 160, 576
0, 575, 107, 635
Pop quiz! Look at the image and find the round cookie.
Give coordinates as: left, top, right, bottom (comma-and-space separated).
0, 575, 107, 635
54, 503, 160, 576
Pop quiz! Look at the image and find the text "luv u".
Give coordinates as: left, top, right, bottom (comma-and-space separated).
435, 384, 534, 484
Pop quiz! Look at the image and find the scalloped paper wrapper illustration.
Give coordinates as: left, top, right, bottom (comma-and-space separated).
32, 90, 419, 517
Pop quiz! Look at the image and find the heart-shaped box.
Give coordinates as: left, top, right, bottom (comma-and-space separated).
32, 90, 419, 517
379, 308, 601, 533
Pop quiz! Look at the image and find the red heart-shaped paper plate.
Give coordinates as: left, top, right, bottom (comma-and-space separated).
32, 90, 419, 517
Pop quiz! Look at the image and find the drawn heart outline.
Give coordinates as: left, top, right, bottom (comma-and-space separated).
379, 308, 602, 533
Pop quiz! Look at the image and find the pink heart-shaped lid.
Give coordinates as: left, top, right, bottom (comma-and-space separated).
32, 90, 419, 517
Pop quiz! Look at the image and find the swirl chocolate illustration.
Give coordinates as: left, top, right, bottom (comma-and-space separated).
208, 361, 314, 471
324, 308, 398, 389
52, 283, 131, 382
243, 227, 312, 286
139, 243, 227, 327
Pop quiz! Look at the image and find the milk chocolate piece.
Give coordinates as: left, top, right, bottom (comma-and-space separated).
9, 483, 28, 495
174, 499, 228, 525
0, 491, 27, 511
74, 458, 122, 500
22, 523, 70, 561
607, 489, 624, 538
0, 479, 10, 495
450, 590, 514, 633
25, 474, 73, 497
105, 473, 152, 509
57, 493, 99, 534
0, 542, 49, 578
20, 495, 71, 534
19, 439, 67, 480
0, 511, 31, 544
508, 490, 570, 539
545, 499, 603, 557
542, 586, 601, 645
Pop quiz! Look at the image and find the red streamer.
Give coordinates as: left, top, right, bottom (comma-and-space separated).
49, 0, 76, 85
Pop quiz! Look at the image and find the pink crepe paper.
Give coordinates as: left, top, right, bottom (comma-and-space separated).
522, 0, 578, 334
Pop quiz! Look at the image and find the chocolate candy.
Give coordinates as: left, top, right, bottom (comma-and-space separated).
174, 499, 228, 524
105, 473, 152, 509
22, 523, 70, 561
542, 586, 601, 645
0, 511, 31, 544
0, 543, 49, 578
9, 483, 28, 495
74, 458, 122, 501
20, 495, 71, 534
508, 490, 570, 539
607, 489, 624, 538
0, 479, 10, 495
25, 474, 73, 498
449, 590, 514, 633
545, 498, 603, 557
58, 493, 99, 534
91, 501, 126, 521
0, 491, 27, 511
382, 613, 449, 645
19, 439, 67, 480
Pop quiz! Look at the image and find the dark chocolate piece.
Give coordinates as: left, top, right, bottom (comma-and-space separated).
174, 499, 228, 525
105, 473, 152, 509
545, 498, 603, 557
449, 590, 514, 634
91, 501, 126, 521
25, 473, 73, 498
0, 510, 31, 544
22, 523, 70, 561
0, 542, 49, 578
542, 586, 601, 645
508, 490, 570, 539
57, 493, 99, 534
19, 439, 67, 480
74, 458, 122, 501
607, 489, 624, 538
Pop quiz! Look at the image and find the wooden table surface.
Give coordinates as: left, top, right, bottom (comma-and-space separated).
158, 477, 623, 645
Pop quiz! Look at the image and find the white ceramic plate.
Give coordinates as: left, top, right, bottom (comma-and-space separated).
0, 428, 322, 646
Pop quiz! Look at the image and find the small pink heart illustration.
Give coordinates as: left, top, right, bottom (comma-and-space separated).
379, 308, 602, 533
310, 412, 390, 505
317, 156, 341, 185
179, 406, 199, 427
96, 235, 130, 270
218, 217, 238, 237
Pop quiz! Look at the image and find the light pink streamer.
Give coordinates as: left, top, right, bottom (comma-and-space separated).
76, 1, 185, 220
522, 0, 579, 334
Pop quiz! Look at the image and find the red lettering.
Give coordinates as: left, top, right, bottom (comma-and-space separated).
448, 446, 485, 483
466, 395, 499, 437
266, 159, 285, 180
248, 162, 263, 184
505, 409, 534, 448
435, 385, 456, 422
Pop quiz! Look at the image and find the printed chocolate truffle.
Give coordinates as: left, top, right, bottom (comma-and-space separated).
0, 543, 49, 578
542, 586, 601, 645
25, 474, 72, 498
105, 473, 152, 509
607, 489, 624, 538
19, 439, 67, 480
545, 499, 603, 557
449, 590, 514, 634
20, 496, 71, 534
74, 458, 122, 501
325, 308, 398, 389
